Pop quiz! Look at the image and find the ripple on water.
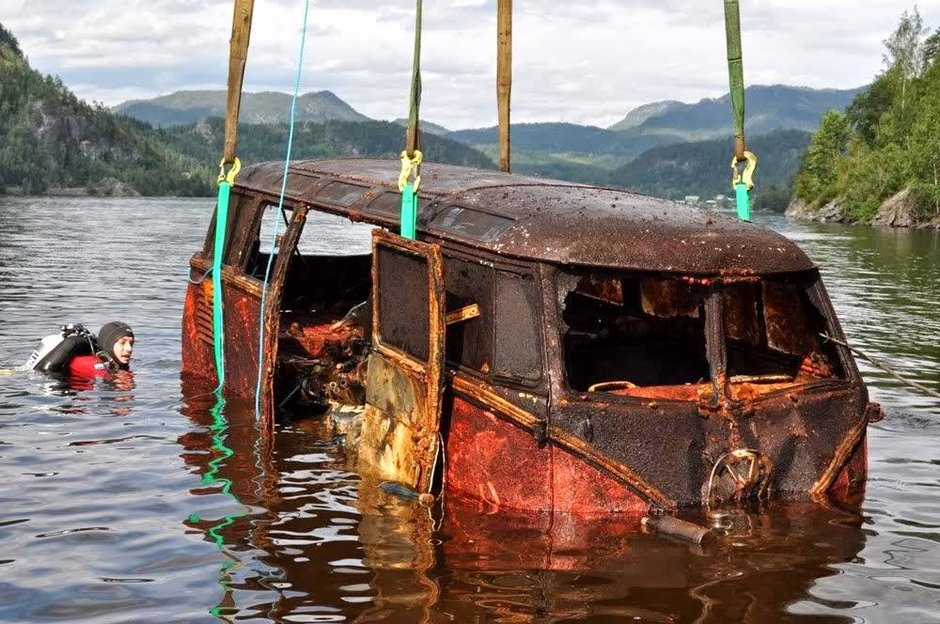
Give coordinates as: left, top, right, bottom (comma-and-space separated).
0, 203, 939, 622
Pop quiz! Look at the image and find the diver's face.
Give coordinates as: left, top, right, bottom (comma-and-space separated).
111, 336, 134, 366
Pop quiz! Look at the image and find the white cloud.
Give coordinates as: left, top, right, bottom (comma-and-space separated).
4, 0, 940, 129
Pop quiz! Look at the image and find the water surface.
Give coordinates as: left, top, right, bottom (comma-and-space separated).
0, 198, 938, 623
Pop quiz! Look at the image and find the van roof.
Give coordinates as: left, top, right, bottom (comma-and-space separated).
237, 158, 816, 275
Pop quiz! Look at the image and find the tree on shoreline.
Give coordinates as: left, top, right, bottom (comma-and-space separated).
794, 7, 940, 222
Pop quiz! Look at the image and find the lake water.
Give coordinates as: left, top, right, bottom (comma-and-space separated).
0, 196, 938, 623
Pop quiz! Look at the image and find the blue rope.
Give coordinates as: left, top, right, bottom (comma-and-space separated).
255, 0, 311, 419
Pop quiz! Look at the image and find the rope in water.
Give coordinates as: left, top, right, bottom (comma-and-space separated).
255, 0, 312, 419
822, 333, 940, 401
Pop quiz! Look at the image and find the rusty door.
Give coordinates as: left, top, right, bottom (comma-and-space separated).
357, 229, 446, 492
257, 206, 310, 428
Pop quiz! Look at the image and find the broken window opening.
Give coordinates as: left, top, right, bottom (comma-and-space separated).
244, 204, 293, 280
444, 256, 494, 375
377, 246, 432, 362
558, 270, 710, 392
724, 276, 844, 384
270, 209, 376, 419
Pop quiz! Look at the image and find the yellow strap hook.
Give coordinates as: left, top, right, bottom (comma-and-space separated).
217, 157, 242, 186
730, 150, 757, 191
398, 150, 423, 193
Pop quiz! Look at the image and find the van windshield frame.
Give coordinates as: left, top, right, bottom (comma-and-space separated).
554, 268, 848, 402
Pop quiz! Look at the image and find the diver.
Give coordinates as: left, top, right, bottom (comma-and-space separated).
24, 321, 135, 377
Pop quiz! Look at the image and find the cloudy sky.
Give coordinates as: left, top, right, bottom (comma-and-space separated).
5, 1, 939, 130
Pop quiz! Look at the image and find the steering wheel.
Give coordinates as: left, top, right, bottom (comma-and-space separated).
587, 380, 637, 392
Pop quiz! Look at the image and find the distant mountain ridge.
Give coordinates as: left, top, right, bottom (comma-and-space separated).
608, 128, 814, 201
0, 20, 494, 197
5, 13, 869, 203
113, 89, 370, 127
609, 84, 867, 138
445, 85, 863, 169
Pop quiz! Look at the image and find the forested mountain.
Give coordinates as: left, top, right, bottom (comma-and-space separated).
450, 123, 657, 159
0, 24, 211, 195
114, 90, 369, 128
608, 85, 864, 138
159, 118, 493, 170
0, 22, 492, 196
450, 85, 860, 155
446, 85, 861, 197
609, 129, 812, 206
790, 9, 940, 225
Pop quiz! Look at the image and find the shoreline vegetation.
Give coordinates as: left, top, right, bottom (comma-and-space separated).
787, 8, 940, 230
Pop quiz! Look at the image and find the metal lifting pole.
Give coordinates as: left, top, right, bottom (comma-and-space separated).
223, 0, 255, 169
497, 0, 512, 173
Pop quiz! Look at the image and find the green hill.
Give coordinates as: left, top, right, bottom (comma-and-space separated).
609, 85, 865, 138
608, 129, 813, 206
790, 9, 940, 225
0, 23, 212, 195
114, 90, 370, 128
159, 118, 494, 169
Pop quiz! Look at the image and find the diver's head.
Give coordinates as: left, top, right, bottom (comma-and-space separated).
98, 321, 135, 369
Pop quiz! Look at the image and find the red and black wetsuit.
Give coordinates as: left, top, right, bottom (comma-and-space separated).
68, 354, 113, 378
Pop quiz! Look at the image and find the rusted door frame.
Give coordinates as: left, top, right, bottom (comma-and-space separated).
258, 204, 310, 430
367, 228, 446, 492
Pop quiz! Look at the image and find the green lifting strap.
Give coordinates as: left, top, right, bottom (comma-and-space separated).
735, 182, 751, 222
212, 180, 231, 388
724, 0, 745, 151
724, 0, 756, 222
401, 183, 418, 239
398, 0, 423, 240
406, 0, 423, 151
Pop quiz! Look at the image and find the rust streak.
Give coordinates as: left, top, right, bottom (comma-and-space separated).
810, 418, 869, 498
451, 374, 673, 509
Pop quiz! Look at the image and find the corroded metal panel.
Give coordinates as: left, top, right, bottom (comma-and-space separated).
357, 231, 445, 492
256, 206, 308, 428
181, 262, 215, 381
826, 437, 867, 506
219, 280, 262, 398
358, 353, 427, 486
445, 396, 649, 514
553, 383, 869, 508
445, 396, 553, 512
182, 254, 264, 396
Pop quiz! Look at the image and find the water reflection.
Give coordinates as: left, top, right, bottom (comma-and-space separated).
360, 495, 865, 624
176, 370, 872, 623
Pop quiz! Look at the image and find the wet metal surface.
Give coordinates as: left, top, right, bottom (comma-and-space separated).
1, 199, 939, 622
237, 159, 816, 274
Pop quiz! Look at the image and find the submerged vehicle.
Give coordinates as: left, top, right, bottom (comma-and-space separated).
182, 158, 877, 513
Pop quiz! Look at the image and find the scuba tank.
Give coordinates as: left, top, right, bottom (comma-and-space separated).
24, 324, 97, 372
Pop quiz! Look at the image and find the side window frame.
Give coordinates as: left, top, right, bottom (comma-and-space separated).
492, 268, 544, 388
442, 247, 545, 390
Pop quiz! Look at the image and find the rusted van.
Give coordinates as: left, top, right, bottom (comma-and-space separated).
182, 158, 876, 513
